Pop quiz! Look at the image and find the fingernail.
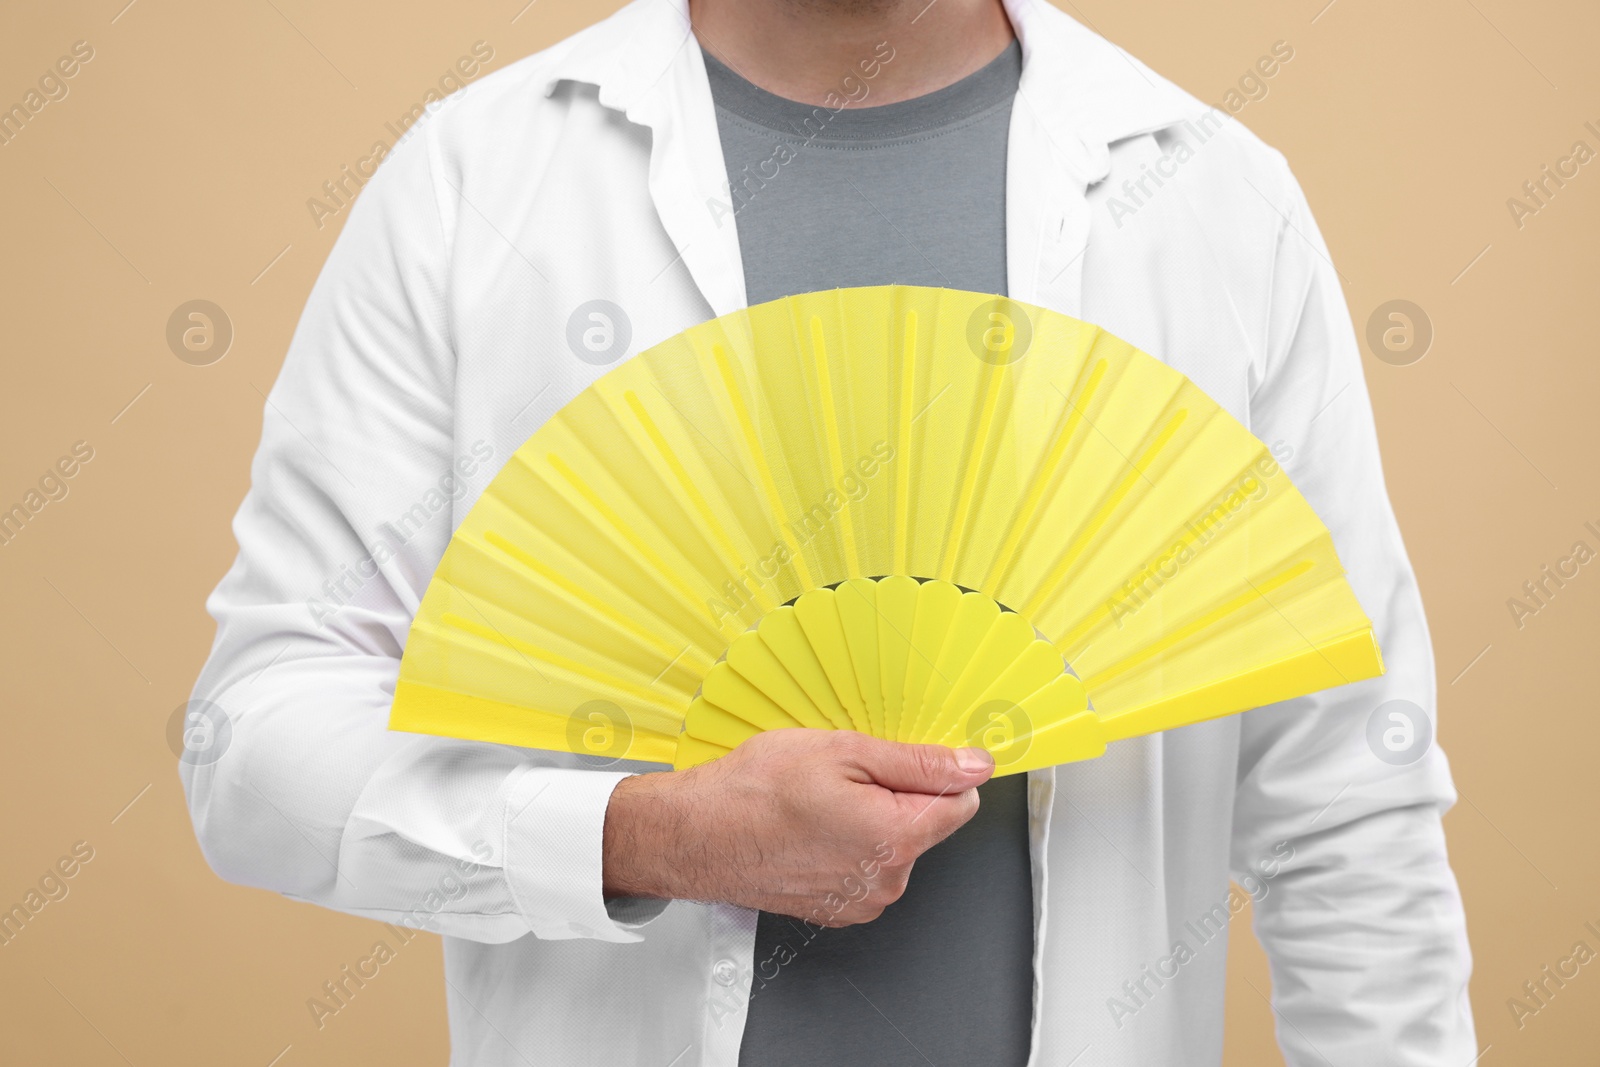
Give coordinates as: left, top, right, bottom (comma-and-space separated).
956, 747, 994, 773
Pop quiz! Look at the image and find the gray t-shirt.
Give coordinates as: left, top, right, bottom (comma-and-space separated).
710, 40, 1017, 306
705, 40, 1035, 1067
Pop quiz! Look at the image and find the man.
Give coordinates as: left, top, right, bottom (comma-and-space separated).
182, 0, 1476, 1063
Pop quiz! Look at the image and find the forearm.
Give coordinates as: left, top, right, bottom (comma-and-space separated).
182, 649, 526, 941
1251, 805, 1475, 1065
182, 564, 664, 941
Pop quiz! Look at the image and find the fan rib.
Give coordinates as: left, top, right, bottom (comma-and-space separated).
876, 575, 919, 742
1096, 628, 1381, 742
544, 454, 713, 627
911, 593, 999, 743
621, 390, 773, 617
985, 357, 1107, 594
1050, 398, 1227, 594
438, 612, 688, 721
836, 579, 886, 737
675, 732, 732, 768
923, 609, 1030, 745
897, 577, 961, 741
760, 609, 854, 731
1052, 444, 1302, 654
1079, 559, 1314, 692
940, 362, 1010, 583
392, 680, 683, 764
931, 644, 1070, 748
893, 310, 918, 577
710, 342, 815, 588
727, 635, 831, 729
795, 589, 870, 733
808, 315, 861, 576
701, 668, 800, 734
480, 528, 698, 670
1021, 409, 1189, 618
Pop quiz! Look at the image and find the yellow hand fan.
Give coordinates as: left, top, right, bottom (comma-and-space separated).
390, 285, 1382, 775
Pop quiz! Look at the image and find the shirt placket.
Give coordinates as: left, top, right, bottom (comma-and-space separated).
700, 902, 760, 1066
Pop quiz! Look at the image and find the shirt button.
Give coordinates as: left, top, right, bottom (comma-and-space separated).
712, 958, 738, 986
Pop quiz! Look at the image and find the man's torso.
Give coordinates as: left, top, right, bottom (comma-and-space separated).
414, 3, 1287, 1062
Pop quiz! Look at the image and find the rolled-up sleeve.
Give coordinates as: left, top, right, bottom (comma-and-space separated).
179, 118, 665, 946
1230, 155, 1477, 1064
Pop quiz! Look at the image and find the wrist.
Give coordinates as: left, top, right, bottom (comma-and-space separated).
602, 771, 683, 901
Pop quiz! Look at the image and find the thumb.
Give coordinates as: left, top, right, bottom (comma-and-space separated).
846, 736, 995, 795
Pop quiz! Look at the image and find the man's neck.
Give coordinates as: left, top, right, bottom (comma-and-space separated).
689, 0, 1015, 108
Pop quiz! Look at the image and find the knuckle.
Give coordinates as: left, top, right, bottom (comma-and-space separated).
868, 801, 908, 834
877, 845, 911, 875
913, 744, 948, 781
829, 730, 870, 760
825, 729, 864, 764
869, 864, 909, 902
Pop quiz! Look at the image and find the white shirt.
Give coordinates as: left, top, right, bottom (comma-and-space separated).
181, 0, 1477, 1063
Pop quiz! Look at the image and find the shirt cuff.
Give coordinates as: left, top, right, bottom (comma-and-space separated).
501, 765, 670, 942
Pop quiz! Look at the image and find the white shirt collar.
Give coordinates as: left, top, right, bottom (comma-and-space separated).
537, 0, 1206, 185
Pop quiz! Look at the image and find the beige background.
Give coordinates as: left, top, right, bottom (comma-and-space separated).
1, 0, 1595, 1062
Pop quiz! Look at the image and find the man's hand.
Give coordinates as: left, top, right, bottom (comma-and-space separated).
602, 729, 995, 927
